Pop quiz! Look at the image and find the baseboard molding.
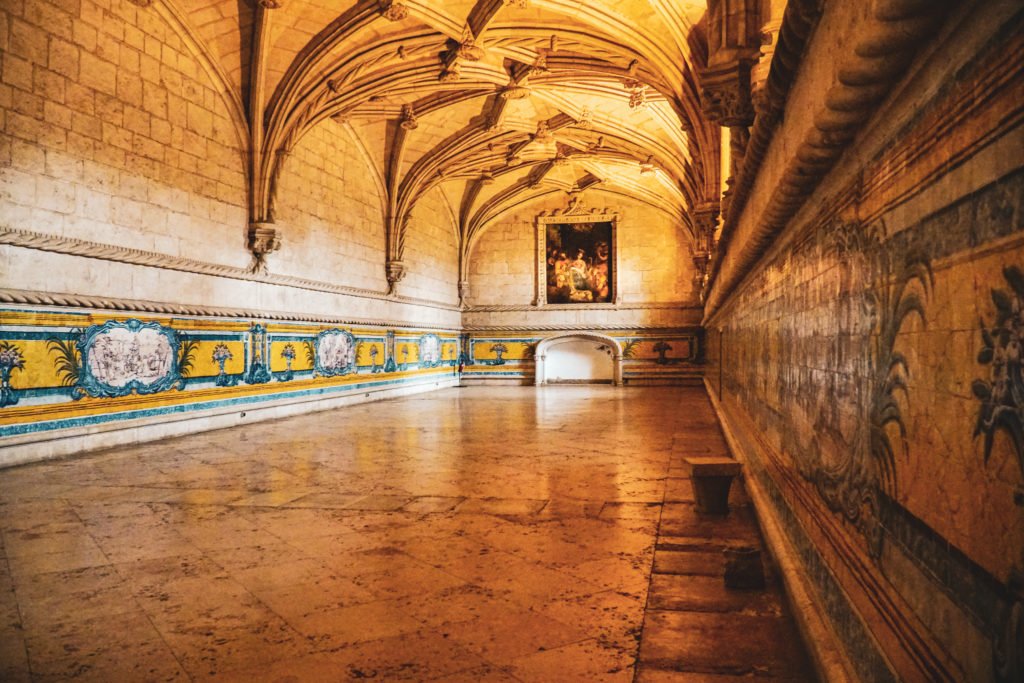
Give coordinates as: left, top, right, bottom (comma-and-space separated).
704, 378, 859, 683
0, 378, 458, 468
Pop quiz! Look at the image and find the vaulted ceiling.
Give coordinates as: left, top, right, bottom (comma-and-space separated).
176, 0, 716, 271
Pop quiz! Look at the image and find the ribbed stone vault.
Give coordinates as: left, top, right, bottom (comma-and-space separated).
174, 0, 715, 287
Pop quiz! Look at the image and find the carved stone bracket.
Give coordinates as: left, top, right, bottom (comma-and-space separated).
400, 104, 418, 130
457, 280, 470, 307
691, 201, 720, 290
248, 223, 281, 275
386, 260, 407, 295
379, 1, 408, 21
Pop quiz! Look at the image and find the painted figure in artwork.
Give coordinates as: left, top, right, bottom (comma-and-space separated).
545, 221, 613, 304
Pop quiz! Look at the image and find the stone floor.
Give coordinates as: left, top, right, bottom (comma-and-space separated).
0, 386, 816, 682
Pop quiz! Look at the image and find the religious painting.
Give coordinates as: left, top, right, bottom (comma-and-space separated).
544, 221, 614, 304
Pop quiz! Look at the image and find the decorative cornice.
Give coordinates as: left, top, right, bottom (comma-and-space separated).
0, 289, 458, 332
465, 302, 701, 312
705, 0, 954, 317
463, 324, 701, 332
0, 227, 460, 313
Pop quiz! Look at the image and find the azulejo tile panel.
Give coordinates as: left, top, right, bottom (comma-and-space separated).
0, 307, 460, 439
460, 330, 703, 382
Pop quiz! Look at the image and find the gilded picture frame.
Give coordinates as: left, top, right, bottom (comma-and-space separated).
535, 203, 620, 307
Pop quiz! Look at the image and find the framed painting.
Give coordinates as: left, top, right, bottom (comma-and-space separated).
535, 202, 619, 306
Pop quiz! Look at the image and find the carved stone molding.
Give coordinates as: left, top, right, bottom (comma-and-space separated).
248, 222, 281, 275
0, 226, 460, 312
0, 289, 457, 331
704, 0, 955, 317
752, 17, 784, 114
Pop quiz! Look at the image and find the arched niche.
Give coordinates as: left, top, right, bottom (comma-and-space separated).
535, 333, 623, 386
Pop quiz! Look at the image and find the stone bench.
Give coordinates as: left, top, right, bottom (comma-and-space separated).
684, 456, 743, 516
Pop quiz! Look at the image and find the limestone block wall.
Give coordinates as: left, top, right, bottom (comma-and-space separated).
274, 120, 388, 292
401, 187, 459, 306
0, 0, 248, 267
0, 0, 462, 460
462, 190, 702, 384
464, 190, 701, 331
705, 5, 1024, 682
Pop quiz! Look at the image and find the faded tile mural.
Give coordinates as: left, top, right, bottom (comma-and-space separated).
705, 34, 1024, 683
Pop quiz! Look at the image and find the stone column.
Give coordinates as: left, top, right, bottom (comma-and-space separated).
699, 0, 761, 221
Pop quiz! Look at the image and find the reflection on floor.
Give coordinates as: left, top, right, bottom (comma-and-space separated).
0, 386, 816, 681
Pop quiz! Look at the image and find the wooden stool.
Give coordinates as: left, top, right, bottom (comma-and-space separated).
685, 456, 742, 516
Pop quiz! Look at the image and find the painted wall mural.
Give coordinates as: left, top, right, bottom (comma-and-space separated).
0, 342, 26, 408
0, 309, 459, 441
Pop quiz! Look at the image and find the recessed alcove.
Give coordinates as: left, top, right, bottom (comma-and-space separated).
534, 333, 623, 386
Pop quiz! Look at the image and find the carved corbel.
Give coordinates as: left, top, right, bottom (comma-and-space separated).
690, 201, 720, 289
458, 280, 471, 307
386, 260, 406, 295
400, 104, 418, 131
257, 0, 282, 8
379, 1, 408, 21
457, 27, 485, 61
248, 223, 281, 275
126, 0, 153, 6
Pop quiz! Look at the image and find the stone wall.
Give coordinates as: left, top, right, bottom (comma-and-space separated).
274, 120, 388, 292
461, 190, 703, 384
0, 0, 462, 460
705, 4, 1024, 682
464, 190, 701, 331
0, 0, 248, 267
402, 186, 459, 306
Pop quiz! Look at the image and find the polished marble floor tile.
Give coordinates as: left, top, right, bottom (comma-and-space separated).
1, 386, 815, 681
